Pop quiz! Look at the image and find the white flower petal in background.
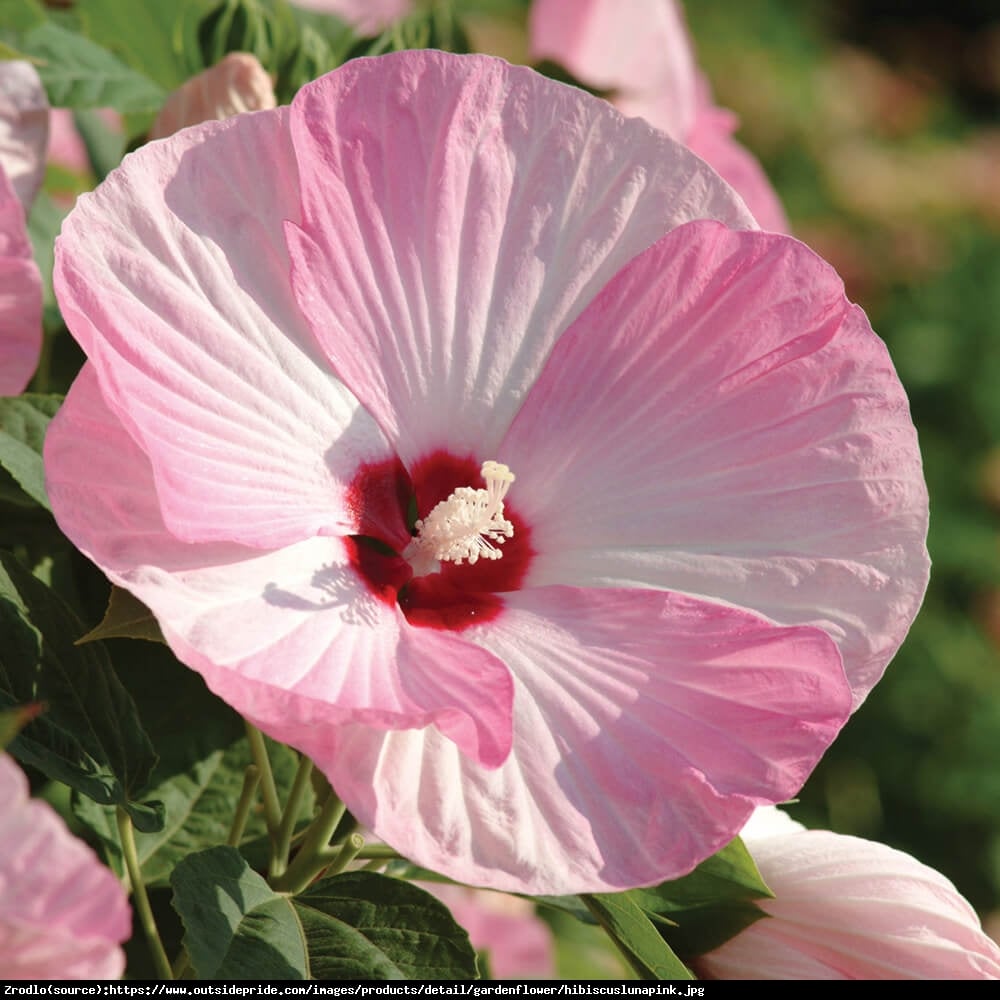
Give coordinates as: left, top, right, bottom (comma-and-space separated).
695, 808, 1000, 979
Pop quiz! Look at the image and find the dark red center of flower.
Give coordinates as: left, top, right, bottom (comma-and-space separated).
344, 450, 534, 631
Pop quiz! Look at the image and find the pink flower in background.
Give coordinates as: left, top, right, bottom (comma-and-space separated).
46, 51, 927, 894
694, 808, 1000, 979
0, 755, 131, 979
425, 885, 556, 979
0, 62, 45, 396
530, 0, 789, 232
47, 108, 122, 177
0, 61, 49, 207
47, 109, 94, 175
292, 0, 411, 35
150, 53, 277, 141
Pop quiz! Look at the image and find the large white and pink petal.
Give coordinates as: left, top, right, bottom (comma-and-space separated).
696, 821, 1000, 979
325, 586, 849, 894
54, 108, 394, 549
0, 167, 42, 395
0, 755, 130, 979
505, 220, 929, 706
0, 61, 49, 209
286, 51, 753, 466
45, 368, 512, 767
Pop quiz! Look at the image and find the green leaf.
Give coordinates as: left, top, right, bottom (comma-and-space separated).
0, 551, 162, 831
0, 40, 30, 60
632, 837, 772, 912
543, 838, 773, 963
171, 846, 308, 980
0, 395, 62, 510
27, 191, 68, 320
630, 837, 773, 957
75, 0, 216, 90
71, 107, 125, 181
78, 730, 313, 887
582, 893, 693, 981
292, 872, 478, 980
172, 854, 478, 981
74, 642, 242, 876
74, 646, 315, 882
78, 586, 165, 644
196, 0, 299, 75
0, 0, 46, 35
18, 19, 165, 112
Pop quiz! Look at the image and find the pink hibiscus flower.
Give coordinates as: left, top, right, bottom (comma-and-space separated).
45, 51, 928, 894
0, 61, 46, 396
530, 0, 790, 232
0, 755, 131, 979
694, 807, 1000, 979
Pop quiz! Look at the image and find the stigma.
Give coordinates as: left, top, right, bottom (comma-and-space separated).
403, 461, 516, 576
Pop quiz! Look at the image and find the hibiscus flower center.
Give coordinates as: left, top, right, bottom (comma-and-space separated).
345, 452, 534, 631
402, 461, 516, 576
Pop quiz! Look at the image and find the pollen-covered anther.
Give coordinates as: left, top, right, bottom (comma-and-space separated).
404, 461, 516, 575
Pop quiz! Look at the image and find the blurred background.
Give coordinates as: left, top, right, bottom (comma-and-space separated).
683, 0, 1000, 935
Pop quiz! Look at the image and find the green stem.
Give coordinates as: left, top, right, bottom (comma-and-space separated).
116, 807, 173, 981
244, 723, 281, 837
274, 755, 314, 871
270, 790, 347, 894
327, 832, 365, 875
170, 950, 190, 981
228, 764, 261, 847
355, 844, 403, 860
244, 721, 283, 874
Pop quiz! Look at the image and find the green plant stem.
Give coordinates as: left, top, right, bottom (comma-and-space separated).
228, 765, 261, 847
116, 807, 173, 981
274, 755, 313, 870
355, 844, 403, 860
244, 722, 281, 837
274, 831, 367, 888
270, 789, 347, 894
170, 950, 190, 981
327, 832, 365, 875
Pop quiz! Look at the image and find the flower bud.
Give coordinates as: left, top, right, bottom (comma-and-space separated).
695, 809, 1000, 980
150, 52, 277, 140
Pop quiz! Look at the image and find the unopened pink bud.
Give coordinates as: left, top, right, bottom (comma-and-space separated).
695, 810, 1000, 980
150, 52, 277, 140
